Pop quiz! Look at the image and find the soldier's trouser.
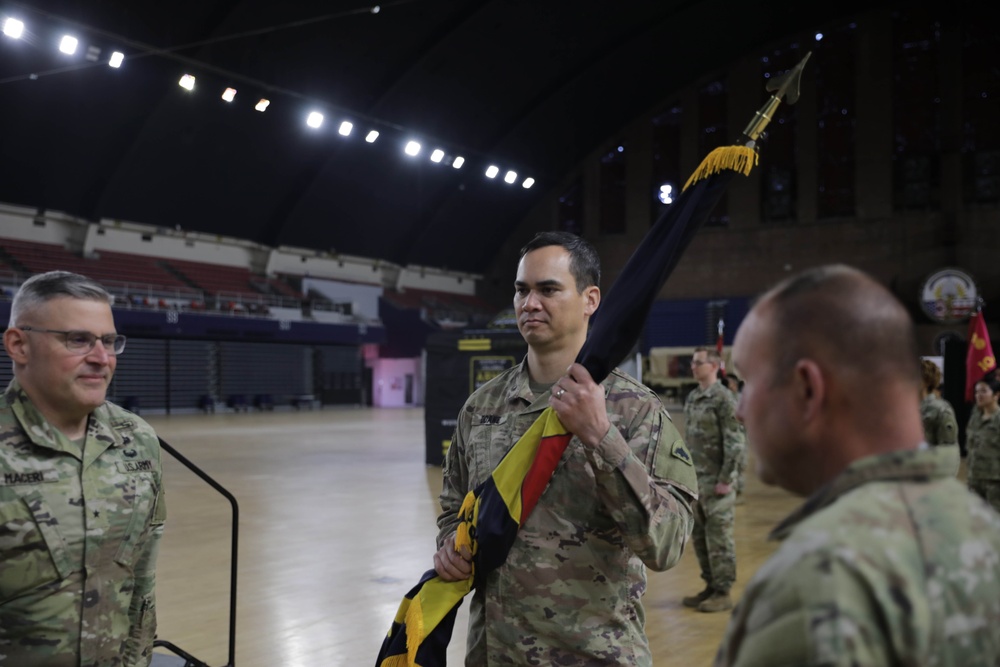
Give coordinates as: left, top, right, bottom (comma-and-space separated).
969, 478, 1000, 515
693, 491, 736, 592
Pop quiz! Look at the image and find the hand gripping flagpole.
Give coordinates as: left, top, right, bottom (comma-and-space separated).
377, 52, 813, 667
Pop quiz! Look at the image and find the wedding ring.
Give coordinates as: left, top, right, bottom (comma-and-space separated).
555, 388, 566, 398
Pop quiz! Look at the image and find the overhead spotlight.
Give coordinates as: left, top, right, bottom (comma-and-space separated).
221, 87, 237, 102
430, 149, 445, 163
365, 130, 379, 143
504, 170, 517, 184
306, 111, 324, 129
2, 18, 25, 39
452, 156, 465, 169
108, 51, 124, 68
255, 98, 270, 112
657, 183, 674, 204
178, 74, 196, 91
404, 140, 421, 157
338, 121, 353, 136
371, 5, 381, 13
522, 177, 535, 189
815, 32, 824, 41
485, 165, 499, 179
59, 35, 78, 55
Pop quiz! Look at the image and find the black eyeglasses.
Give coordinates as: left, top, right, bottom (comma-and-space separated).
18, 326, 127, 355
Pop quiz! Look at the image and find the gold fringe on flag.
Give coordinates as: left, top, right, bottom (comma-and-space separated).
682, 145, 758, 191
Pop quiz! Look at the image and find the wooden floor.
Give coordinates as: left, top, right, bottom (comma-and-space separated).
145, 406, 803, 667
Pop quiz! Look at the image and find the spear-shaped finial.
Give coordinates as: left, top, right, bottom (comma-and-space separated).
741, 51, 812, 148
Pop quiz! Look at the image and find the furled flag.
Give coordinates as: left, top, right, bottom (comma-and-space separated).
966, 307, 996, 401
376, 52, 813, 667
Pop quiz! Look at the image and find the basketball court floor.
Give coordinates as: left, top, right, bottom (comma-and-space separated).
144, 405, 821, 666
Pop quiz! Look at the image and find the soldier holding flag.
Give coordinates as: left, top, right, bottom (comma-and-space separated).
434, 232, 697, 665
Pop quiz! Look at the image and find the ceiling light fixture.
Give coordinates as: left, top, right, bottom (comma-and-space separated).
485, 165, 499, 179
365, 130, 379, 143
306, 111, 324, 128
2, 18, 25, 39
59, 35, 78, 55
430, 149, 444, 163
108, 51, 124, 68
404, 141, 421, 157
504, 170, 517, 184
255, 98, 270, 112
221, 87, 237, 102
338, 121, 353, 136
178, 73, 195, 91
522, 177, 535, 189
452, 156, 465, 169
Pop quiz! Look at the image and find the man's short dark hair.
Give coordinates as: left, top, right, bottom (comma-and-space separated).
519, 231, 600, 292
761, 264, 921, 388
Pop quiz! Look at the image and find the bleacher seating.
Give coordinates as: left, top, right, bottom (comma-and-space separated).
0, 237, 189, 291
382, 287, 496, 328
162, 258, 258, 295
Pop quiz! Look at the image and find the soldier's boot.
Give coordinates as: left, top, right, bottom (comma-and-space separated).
697, 591, 733, 613
682, 587, 714, 608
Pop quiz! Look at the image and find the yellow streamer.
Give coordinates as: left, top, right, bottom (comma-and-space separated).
683, 145, 758, 191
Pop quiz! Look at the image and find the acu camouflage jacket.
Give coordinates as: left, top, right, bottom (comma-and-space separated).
438, 358, 697, 666
715, 448, 1000, 666
0, 380, 166, 667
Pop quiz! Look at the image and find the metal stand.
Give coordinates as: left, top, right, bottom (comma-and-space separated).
152, 437, 239, 667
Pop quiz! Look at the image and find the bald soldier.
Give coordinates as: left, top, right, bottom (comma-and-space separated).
714, 265, 1000, 665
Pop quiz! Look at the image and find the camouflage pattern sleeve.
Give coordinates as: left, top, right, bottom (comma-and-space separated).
436, 403, 473, 548
587, 383, 697, 572
128, 442, 166, 667
934, 401, 958, 447
716, 386, 745, 486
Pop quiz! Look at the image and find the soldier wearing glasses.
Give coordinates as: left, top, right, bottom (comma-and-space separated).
681, 347, 744, 613
0, 271, 165, 667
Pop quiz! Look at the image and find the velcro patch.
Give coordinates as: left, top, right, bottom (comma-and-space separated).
671, 441, 693, 465
0, 469, 59, 485
116, 460, 154, 474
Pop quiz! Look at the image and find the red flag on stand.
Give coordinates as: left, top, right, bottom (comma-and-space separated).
966, 309, 997, 401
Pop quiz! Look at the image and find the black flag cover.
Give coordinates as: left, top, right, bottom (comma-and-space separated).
376, 52, 811, 666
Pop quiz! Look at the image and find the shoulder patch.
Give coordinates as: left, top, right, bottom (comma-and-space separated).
671, 440, 693, 465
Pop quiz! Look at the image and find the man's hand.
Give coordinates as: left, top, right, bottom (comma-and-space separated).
714, 482, 733, 496
550, 363, 611, 448
433, 533, 473, 581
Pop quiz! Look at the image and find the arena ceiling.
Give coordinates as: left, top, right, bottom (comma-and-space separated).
0, 0, 883, 275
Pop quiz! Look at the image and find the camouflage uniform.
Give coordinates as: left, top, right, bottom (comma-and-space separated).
965, 407, 1000, 514
0, 380, 166, 667
919, 394, 959, 475
683, 381, 744, 593
715, 448, 1000, 666
438, 358, 697, 666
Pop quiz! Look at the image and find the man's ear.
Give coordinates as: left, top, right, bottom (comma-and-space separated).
3, 328, 28, 364
583, 286, 600, 317
793, 359, 825, 422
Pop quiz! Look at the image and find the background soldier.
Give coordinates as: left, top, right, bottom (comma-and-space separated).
0, 271, 166, 666
682, 347, 744, 612
918, 358, 959, 475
